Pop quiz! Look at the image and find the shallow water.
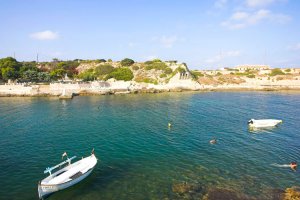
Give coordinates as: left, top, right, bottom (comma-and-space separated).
0, 92, 299, 199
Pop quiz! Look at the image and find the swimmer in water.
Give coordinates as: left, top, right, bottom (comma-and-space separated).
290, 162, 297, 171
210, 138, 217, 144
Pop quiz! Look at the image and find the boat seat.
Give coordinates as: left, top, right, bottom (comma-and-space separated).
70, 171, 83, 180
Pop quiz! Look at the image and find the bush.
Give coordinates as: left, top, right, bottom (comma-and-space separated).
106, 68, 133, 81
132, 65, 139, 70
94, 64, 114, 76
145, 62, 168, 70
270, 68, 285, 76
78, 69, 95, 81
160, 73, 167, 78
96, 59, 106, 63
152, 59, 162, 62
164, 67, 172, 74
190, 70, 204, 80
216, 72, 222, 76
247, 74, 255, 78
135, 77, 158, 84
285, 69, 291, 72
120, 58, 134, 67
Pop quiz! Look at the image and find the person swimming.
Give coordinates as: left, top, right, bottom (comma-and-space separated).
210, 138, 217, 144
290, 162, 297, 170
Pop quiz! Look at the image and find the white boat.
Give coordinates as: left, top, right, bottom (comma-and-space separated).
38, 150, 97, 199
248, 119, 282, 128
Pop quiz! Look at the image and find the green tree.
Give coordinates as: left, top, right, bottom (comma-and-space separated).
78, 69, 95, 81
37, 72, 51, 82
120, 58, 134, 67
50, 69, 66, 80
21, 70, 38, 82
0, 57, 21, 71
1, 67, 17, 80
106, 68, 133, 81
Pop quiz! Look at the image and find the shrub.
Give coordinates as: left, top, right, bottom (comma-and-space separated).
94, 64, 114, 76
164, 67, 172, 74
132, 65, 139, 70
247, 74, 255, 78
160, 73, 167, 78
216, 72, 222, 76
78, 69, 95, 81
152, 59, 162, 62
190, 70, 204, 80
96, 59, 106, 63
106, 67, 133, 81
120, 58, 134, 67
135, 77, 158, 84
145, 62, 168, 71
107, 59, 113, 62
285, 69, 291, 72
269, 68, 285, 76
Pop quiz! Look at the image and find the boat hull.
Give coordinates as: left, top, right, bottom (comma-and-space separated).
38, 167, 93, 199
248, 119, 282, 128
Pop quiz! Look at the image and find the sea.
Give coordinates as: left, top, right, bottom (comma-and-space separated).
0, 92, 299, 200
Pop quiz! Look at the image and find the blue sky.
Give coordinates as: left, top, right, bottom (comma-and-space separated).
0, 0, 299, 69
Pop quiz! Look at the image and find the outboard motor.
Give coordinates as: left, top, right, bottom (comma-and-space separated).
248, 119, 253, 124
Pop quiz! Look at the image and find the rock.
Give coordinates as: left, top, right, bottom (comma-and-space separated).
203, 187, 255, 200
172, 182, 203, 198
284, 187, 300, 200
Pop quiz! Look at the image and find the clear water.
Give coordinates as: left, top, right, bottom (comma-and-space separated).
0, 92, 299, 200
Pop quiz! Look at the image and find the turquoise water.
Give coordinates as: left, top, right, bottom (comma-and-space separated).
0, 92, 299, 199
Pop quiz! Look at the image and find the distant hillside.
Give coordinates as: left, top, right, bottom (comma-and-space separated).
75, 59, 193, 84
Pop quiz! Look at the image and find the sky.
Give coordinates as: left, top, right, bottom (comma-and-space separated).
0, 0, 299, 69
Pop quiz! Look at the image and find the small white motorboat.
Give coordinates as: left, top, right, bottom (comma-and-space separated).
248, 119, 282, 128
38, 150, 97, 199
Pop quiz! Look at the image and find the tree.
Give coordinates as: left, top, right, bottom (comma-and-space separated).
50, 69, 66, 80
106, 68, 133, 81
37, 72, 51, 82
1, 67, 17, 80
21, 70, 38, 82
120, 58, 134, 67
78, 69, 95, 81
0, 57, 21, 72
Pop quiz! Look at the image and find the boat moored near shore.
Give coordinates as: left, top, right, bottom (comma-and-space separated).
38, 150, 97, 199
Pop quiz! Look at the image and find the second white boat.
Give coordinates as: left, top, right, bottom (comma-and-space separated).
248, 119, 282, 128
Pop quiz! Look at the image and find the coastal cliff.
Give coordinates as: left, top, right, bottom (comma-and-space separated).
1, 58, 300, 97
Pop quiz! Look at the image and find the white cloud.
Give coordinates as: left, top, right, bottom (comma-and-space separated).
214, 0, 228, 8
221, 9, 290, 29
205, 51, 241, 63
246, 0, 276, 7
30, 30, 59, 40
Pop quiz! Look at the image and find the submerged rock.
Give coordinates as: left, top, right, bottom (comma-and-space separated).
172, 182, 203, 199
284, 187, 300, 200
202, 187, 256, 200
